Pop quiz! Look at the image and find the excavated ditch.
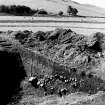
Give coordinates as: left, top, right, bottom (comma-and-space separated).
0, 49, 26, 105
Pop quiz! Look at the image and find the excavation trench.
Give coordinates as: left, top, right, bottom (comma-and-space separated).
0, 50, 26, 105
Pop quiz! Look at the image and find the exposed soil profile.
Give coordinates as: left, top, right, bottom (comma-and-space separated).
0, 50, 26, 105
0, 29, 105, 105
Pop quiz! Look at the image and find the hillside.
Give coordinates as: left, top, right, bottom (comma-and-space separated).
0, 0, 105, 17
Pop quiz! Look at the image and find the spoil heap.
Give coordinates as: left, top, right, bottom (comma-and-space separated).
0, 29, 105, 104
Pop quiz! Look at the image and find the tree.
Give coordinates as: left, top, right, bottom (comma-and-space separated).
37, 9, 48, 15
0, 5, 36, 16
72, 8, 78, 16
58, 11, 63, 16
67, 5, 78, 16
0, 5, 9, 13
67, 5, 72, 15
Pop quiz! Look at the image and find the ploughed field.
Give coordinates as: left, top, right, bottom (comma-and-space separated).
0, 16, 105, 35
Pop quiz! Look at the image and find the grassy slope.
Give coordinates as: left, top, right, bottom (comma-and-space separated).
1, 0, 105, 17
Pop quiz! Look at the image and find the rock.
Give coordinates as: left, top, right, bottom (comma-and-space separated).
29, 77, 39, 88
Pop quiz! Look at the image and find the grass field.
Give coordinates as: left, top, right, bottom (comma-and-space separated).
0, 16, 105, 35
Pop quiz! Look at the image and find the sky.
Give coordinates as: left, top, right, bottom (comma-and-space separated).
74, 0, 105, 8
0, 0, 105, 8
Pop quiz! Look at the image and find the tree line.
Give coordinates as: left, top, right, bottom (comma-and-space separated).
0, 5, 78, 16
0, 5, 48, 16
58, 6, 78, 16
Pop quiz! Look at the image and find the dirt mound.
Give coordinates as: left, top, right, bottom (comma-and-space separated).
0, 29, 105, 104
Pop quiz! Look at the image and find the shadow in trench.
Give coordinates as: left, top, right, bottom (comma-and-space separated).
0, 50, 26, 105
